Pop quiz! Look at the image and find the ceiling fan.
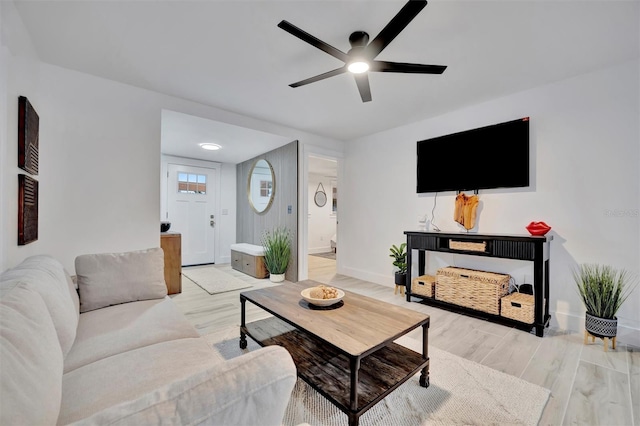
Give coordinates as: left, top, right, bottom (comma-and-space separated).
278, 0, 447, 103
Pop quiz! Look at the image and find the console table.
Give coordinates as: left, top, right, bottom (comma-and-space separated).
404, 231, 552, 337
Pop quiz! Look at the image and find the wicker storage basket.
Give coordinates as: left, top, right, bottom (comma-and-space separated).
411, 275, 435, 298
435, 267, 510, 315
500, 293, 535, 324
449, 240, 487, 252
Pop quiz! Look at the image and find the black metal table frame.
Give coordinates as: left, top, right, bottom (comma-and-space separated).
240, 294, 430, 426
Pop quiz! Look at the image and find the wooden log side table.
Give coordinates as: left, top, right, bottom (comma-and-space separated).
160, 232, 182, 294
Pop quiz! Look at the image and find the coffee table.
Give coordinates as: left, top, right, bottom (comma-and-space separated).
240, 281, 430, 426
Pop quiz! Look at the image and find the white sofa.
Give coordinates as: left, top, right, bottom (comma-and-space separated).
0, 248, 297, 425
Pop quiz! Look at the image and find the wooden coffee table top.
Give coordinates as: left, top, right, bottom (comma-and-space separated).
241, 281, 429, 357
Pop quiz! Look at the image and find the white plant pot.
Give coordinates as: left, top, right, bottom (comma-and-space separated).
270, 273, 285, 283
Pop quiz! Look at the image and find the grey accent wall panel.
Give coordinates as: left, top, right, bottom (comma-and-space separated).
236, 141, 298, 282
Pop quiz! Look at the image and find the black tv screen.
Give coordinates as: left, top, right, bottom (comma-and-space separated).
417, 117, 530, 193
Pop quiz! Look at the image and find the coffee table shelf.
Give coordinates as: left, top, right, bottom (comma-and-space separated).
244, 316, 427, 413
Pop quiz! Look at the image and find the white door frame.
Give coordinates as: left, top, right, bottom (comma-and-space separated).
298, 144, 343, 281
161, 155, 222, 264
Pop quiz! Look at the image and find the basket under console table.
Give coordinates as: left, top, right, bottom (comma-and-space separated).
404, 231, 552, 337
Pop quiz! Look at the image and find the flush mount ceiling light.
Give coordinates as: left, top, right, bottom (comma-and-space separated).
347, 60, 369, 74
199, 143, 221, 151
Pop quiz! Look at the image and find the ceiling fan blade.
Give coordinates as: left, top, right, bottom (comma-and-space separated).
289, 66, 347, 88
278, 20, 351, 63
364, 0, 427, 59
353, 73, 372, 103
370, 60, 446, 74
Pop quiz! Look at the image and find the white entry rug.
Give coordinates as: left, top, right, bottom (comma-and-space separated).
205, 329, 550, 426
182, 266, 252, 295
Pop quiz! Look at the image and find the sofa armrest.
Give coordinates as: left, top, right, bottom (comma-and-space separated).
69, 345, 297, 426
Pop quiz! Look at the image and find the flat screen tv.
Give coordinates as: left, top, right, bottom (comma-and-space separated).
417, 117, 530, 193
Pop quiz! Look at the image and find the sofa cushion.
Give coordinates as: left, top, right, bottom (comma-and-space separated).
65, 269, 80, 319
59, 337, 223, 424
0, 283, 64, 425
68, 345, 296, 426
76, 247, 167, 313
0, 255, 79, 356
64, 297, 200, 373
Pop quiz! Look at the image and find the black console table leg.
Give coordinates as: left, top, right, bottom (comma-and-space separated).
239, 297, 247, 349
419, 323, 430, 387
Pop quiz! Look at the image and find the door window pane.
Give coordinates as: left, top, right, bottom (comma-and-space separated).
178, 173, 207, 194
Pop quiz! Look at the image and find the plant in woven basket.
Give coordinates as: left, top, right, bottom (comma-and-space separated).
574, 263, 637, 338
261, 227, 292, 277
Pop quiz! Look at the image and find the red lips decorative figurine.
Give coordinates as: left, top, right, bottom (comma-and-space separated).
526, 221, 551, 236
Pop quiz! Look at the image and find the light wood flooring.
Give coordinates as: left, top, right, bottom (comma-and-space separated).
172, 255, 639, 426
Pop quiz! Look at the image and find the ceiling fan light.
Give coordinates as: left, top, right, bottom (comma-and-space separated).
200, 143, 221, 151
348, 61, 369, 74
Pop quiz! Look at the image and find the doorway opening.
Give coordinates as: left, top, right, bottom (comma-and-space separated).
306, 155, 338, 283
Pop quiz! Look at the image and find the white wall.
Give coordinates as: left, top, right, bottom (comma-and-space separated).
341, 60, 640, 338
308, 173, 336, 254
1, 2, 343, 273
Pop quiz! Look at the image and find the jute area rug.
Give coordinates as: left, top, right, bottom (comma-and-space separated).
204, 327, 550, 426
310, 252, 336, 260
182, 266, 252, 295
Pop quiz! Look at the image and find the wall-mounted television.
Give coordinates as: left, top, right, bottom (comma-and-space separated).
417, 117, 530, 193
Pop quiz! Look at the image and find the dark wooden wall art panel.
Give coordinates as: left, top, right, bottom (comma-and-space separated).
18, 174, 38, 245
18, 96, 39, 175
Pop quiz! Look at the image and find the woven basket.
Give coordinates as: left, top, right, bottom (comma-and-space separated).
500, 293, 535, 324
411, 275, 435, 298
449, 240, 487, 252
435, 267, 510, 315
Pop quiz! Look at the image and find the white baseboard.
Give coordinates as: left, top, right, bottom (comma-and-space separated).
341, 266, 394, 288
552, 310, 640, 346
217, 255, 230, 264
308, 246, 332, 255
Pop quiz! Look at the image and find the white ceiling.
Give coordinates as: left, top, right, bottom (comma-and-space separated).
13, 0, 640, 149
161, 109, 293, 164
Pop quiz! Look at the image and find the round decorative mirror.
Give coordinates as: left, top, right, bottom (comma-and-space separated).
314, 182, 327, 207
248, 159, 275, 213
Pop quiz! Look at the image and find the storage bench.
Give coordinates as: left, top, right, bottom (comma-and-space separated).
231, 243, 268, 279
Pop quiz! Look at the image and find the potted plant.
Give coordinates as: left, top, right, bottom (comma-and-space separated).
574, 263, 637, 342
389, 243, 408, 286
261, 226, 292, 283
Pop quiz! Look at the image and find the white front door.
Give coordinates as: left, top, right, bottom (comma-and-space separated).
167, 164, 216, 266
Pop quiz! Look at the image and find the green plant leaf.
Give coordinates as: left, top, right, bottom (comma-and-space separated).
261, 226, 292, 275
574, 263, 638, 319
389, 242, 407, 274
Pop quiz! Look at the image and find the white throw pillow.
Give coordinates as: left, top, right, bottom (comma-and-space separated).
76, 247, 167, 313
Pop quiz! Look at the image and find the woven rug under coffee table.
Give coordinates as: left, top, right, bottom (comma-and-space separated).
240, 281, 430, 426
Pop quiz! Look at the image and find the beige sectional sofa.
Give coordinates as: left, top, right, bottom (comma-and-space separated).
0, 248, 297, 425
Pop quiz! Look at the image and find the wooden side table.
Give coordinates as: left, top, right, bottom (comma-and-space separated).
160, 232, 182, 294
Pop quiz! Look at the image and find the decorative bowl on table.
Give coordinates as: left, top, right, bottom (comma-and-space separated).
301, 286, 345, 307
526, 221, 551, 236
161, 221, 171, 233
